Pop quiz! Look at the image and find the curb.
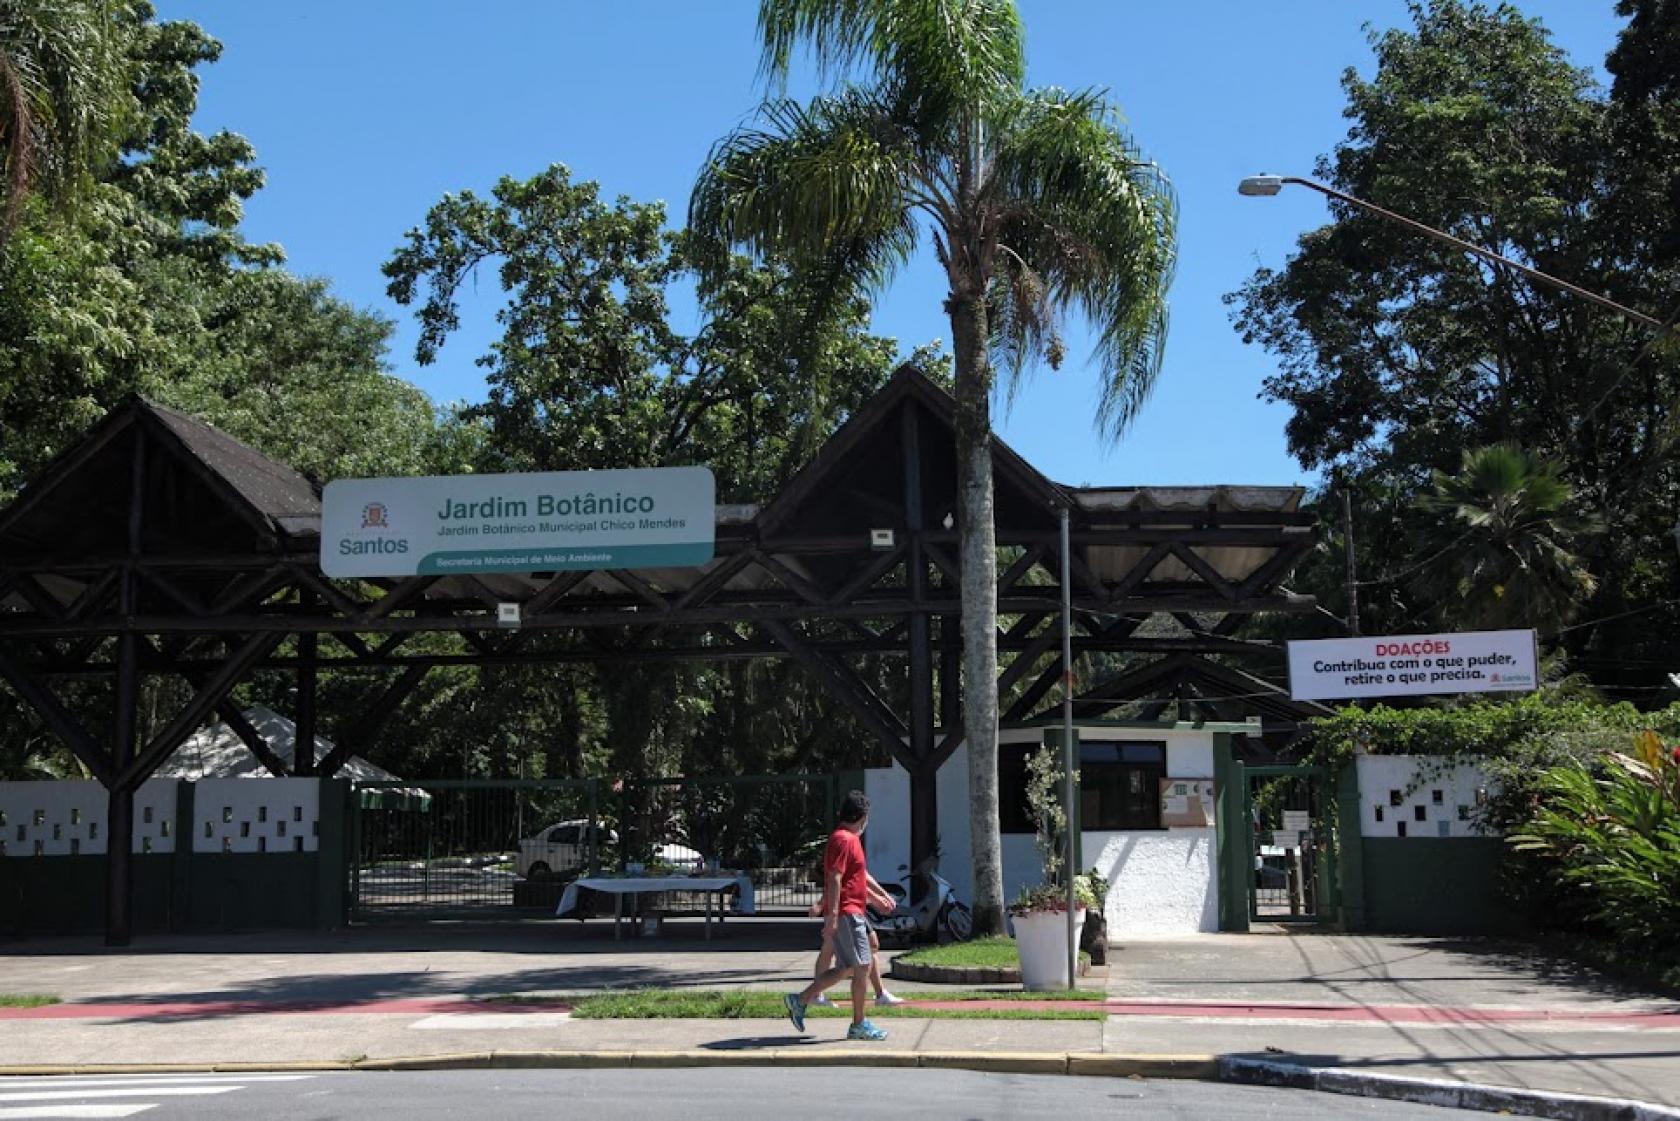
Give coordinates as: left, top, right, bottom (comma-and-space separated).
0, 1053, 1674, 1118
0, 1052, 1202, 1078
1220, 1058, 1680, 1121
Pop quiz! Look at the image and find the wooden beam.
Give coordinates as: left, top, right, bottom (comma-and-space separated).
0, 642, 112, 785
1000, 655, 1069, 724
759, 618, 912, 768
998, 544, 1049, 593
358, 575, 439, 621
317, 663, 431, 777
674, 553, 753, 611
826, 545, 905, 606
115, 632, 286, 791
1106, 542, 1171, 599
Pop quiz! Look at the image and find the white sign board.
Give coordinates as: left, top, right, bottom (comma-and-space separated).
321, 467, 715, 578
1287, 629, 1537, 701
1280, 810, 1312, 835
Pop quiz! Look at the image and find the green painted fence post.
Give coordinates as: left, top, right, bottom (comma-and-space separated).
1213, 735, 1249, 933
170, 780, 194, 933
1335, 763, 1367, 932
316, 779, 349, 929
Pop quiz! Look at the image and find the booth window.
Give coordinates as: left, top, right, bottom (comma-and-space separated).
1000, 740, 1168, 832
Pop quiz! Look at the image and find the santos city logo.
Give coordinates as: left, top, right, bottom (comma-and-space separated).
339, 499, 409, 559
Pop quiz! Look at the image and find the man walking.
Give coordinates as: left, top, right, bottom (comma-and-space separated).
783, 791, 886, 1040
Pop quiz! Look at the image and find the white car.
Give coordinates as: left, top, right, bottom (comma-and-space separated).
516, 820, 612, 880
515, 820, 705, 880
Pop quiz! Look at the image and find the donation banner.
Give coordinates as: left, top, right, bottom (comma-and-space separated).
321, 467, 715, 578
1287, 629, 1538, 701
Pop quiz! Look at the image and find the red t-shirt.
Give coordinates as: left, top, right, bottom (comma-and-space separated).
823, 827, 868, 915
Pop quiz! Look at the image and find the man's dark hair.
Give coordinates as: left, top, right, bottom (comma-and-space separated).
837, 790, 870, 824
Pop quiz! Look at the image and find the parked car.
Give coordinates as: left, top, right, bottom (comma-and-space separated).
515, 820, 705, 880
516, 820, 613, 880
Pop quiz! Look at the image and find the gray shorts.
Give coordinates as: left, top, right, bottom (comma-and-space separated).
832, 913, 871, 969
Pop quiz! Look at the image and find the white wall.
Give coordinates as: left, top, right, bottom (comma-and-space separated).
868, 723, 1229, 936
1356, 755, 1494, 839
1, 778, 326, 857
863, 765, 910, 885
0, 780, 178, 856
1088, 828, 1219, 935
193, 777, 321, 854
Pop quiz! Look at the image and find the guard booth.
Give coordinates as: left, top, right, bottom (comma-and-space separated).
861, 719, 1329, 938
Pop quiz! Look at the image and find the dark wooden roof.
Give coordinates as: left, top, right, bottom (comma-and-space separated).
0, 397, 320, 561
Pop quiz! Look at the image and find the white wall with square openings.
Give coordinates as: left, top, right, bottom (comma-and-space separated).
0, 780, 178, 856
193, 777, 320, 854
1356, 755, 1495, 839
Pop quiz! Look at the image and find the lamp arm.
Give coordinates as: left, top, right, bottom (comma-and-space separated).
1282, 176, 1673, 336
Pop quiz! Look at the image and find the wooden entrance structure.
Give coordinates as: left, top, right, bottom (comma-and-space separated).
0, 367, 1323, 943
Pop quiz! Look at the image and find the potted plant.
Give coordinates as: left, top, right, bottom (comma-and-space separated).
1080, 867, 1109, 966
1009, 743, 1096, 990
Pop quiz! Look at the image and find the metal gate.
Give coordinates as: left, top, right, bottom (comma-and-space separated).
1244, 764, 1337, 924
348, 773, 837, 921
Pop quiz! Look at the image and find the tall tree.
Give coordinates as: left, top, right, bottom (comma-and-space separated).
0, 0, 127, 234
690, 0, 1176, 933
382, 164, 920, 790
1228, 0, 1680, 696
1414, 444, 1601, 629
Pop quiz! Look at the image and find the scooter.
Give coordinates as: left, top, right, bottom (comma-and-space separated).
868, 857, 973, 946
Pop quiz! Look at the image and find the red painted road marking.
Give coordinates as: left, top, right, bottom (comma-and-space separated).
0, 998, 573, 1020
2, 996, 1675, 1029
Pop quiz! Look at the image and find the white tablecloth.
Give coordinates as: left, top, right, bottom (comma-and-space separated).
556, 874, 756, 918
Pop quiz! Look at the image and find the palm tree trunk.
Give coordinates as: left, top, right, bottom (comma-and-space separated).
949, 289, 1005, 937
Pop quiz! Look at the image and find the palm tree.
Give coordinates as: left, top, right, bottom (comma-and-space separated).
1414, 444, 1601, 630
0, 0, 126, 235
691, 0, 1176, 934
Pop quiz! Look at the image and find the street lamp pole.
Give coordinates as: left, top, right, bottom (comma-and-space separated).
1237, 174, 1678, 339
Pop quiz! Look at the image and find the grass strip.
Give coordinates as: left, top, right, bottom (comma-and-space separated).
564, 989, 1104, 1021
893, 936, 1092, 972
894, 936, 1020, 970
0, 995, 60, 1008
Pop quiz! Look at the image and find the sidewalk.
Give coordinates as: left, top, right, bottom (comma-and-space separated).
2, 922, 1676, 1113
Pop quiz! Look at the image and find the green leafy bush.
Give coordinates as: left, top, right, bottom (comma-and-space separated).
1509, 733, 1680, 957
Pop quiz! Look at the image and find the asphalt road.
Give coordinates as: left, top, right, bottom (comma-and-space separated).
0, 1069, 1498, 1120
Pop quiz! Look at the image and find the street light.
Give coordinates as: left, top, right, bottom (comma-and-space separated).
1237, 174, 1678, 340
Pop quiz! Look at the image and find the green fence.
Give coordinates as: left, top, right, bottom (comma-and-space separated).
348, 773, 839, 920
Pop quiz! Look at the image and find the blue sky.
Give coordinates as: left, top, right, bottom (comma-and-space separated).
155, 1, 1622, 490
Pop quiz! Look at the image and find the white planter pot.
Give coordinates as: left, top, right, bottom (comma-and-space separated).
1012, 908, 1085, 991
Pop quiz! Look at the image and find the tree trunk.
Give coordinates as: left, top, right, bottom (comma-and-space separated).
949, 289, 1005, 937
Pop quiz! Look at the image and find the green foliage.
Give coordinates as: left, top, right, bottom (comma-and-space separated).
0, 993, 59, 1008
1510, 733, 1680, 957
0, 0, 130, 230
695, 0, 1177, 438
0, 5, 449, 503
1303, 693, 1680, 831
1227, 0, 1680, 698
1413, 444, 1601, 630
1012, 745, 1101, 914
383, 164, 905, 502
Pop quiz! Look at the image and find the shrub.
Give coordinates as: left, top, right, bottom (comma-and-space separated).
1509, 732, 1680, 957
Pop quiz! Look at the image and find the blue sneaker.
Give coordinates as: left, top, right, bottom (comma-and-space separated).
783, 992, 807, 1033
846, 1018, 887, 1041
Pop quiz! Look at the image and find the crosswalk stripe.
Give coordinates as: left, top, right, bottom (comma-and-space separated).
0, 1107, 157, 1119
0, 1078, 311, 1090
0, 1089, 238, 1103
